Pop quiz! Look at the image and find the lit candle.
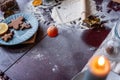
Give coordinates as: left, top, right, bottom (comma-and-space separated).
83, 56, 111, 80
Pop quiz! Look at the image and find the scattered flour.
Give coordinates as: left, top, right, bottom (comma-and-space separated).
89, 47, 96, 51
51, 0, 85, 23
32, 54, 45, 61
51, 0, 98, 25
52, 65, 59, 72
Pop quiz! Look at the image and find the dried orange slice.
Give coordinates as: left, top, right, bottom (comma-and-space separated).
47, 25, 58, 38
32, 0, 42, 7
0, 23, 8, 35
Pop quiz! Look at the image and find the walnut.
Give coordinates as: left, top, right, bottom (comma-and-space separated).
106, 46, 114, 55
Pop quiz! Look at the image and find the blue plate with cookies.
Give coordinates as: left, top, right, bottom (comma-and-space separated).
0, 13, 38, 45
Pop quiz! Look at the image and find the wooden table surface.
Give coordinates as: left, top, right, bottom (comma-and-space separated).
0, 0, 120, 80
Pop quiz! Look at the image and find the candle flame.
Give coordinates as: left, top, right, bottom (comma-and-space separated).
98, 56, 105, 67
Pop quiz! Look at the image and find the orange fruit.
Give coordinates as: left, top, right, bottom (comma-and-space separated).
47, 25, 58, 38
0, 23, 8, 35
32, 0, 42, 7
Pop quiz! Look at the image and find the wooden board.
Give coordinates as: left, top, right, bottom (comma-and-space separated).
5, 27, 109, 80
0, 0, 120, 80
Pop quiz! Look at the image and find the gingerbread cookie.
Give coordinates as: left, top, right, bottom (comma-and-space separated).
8, 16, 24, 30
1, 31, 14, 42
20, 22, 31, 30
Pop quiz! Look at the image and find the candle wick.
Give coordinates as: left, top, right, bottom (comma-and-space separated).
98, 56, 105, 67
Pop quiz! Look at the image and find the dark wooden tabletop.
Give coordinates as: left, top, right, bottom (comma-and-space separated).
0, 0, 120, 80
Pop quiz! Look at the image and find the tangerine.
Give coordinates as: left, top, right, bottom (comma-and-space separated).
47, 25, 58, 38
32, 0, 42, 7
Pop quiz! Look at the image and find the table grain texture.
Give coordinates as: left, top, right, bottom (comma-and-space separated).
0, 0, 120, 80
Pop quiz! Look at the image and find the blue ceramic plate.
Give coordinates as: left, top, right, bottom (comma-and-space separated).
0, 13, 38, 45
